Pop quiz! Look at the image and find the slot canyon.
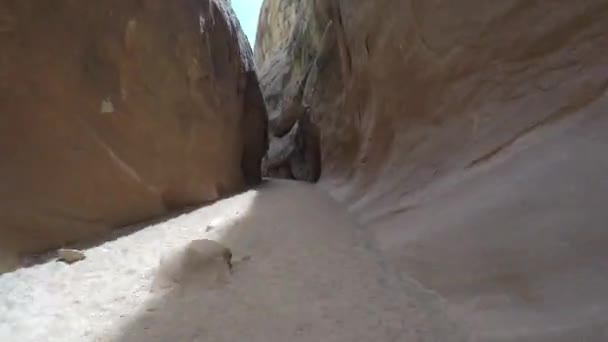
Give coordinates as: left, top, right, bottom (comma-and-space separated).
1, 0, 607, 341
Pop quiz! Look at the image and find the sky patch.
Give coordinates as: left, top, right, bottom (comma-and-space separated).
231, 0, 265, 46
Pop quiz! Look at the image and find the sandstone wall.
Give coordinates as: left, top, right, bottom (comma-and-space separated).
255, 0, 608, 340
0, 0, 267, 263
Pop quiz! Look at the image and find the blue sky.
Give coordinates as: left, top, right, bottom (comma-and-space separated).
231, 0, 265, 45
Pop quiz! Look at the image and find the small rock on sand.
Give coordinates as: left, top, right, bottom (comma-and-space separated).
57, 249, 86, 264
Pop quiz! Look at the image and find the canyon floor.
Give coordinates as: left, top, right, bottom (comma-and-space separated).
0, 180, 466, 342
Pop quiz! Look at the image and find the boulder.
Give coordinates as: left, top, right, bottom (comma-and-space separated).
262, 108, 320, 182
255, 1, 329, 181
0, 0, 267, 266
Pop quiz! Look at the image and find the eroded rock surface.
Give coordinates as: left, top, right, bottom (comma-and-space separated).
0, 0, 267, 266
256, 0, 608, 340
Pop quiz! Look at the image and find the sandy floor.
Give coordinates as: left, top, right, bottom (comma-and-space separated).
0, 180, 466, 342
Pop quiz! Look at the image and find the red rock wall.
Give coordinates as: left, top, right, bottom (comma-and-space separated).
0, 0, 267, 259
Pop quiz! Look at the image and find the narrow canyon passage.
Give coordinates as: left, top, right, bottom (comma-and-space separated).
1, 0, 608, 341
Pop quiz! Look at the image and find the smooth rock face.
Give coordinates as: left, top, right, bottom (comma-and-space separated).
256, 0, 608, 340
0, 0, 267, 263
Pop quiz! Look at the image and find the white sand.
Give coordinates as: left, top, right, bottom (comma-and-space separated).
0, 180, 466, 341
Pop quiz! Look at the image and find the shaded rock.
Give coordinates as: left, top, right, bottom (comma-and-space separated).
263, 108, 321, 182
289, 109, 321, 182
0, 0, 267, 264
241, 70, 269, 186
262, 120, 298, 177
256, 1, 349, 182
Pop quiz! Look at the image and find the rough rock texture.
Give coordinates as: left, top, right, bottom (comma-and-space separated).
262, 107, 321, 181
0, 0, 267, 266
0, 181, 467, 342
256, 0, 608, 340
255, 0, 325, 180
